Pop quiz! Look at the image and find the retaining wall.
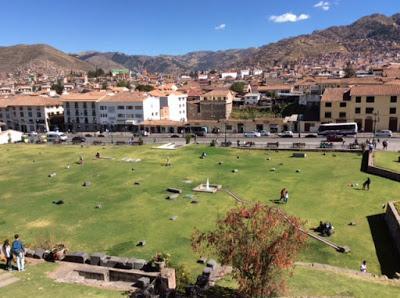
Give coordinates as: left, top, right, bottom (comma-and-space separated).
362, 151, 400, 182
385, 201, 400, 256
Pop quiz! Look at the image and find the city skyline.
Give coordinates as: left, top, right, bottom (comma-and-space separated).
0, 0, 399, 56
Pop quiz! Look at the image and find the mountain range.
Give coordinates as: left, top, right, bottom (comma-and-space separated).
1, 13, 400, 75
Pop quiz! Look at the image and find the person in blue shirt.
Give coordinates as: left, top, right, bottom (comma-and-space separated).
11, 234, 25, 272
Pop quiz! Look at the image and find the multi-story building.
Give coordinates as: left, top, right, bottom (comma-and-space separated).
187, 88, 233, 120
0, 95, 64, 132
320, 85, 400, 132
97, 92, 160, 130
150, 90, 187, 122
61, 91, 107, 131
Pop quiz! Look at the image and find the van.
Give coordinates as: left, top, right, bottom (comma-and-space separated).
46, 131, 68, 142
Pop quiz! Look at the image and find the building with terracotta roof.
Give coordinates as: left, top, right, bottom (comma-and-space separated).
96, 92, 160, 129
0, 95, 63, 132
320, 85, 400, 132
61, 91, 107, 131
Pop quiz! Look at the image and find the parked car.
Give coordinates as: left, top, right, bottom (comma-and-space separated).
171, 134, 180, 138
244, 131, 261, 138
279, 131, 294, 138
46, 131, 68, 142
304, 133, 318, 138
259, 130, 271, 136
97, 134, 105, 138
326, 135, 343, 142
374, 130, 392, 138
85, 133, 93, 137
71, 136, 86, 144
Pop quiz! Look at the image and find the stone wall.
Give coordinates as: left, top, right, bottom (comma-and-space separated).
385, 201, 400, 256
187, 100, 229, 120
362, 151, 400, 182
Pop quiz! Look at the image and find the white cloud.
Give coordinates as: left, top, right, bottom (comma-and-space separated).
269, 13, 310, 23
314, 1, 330, 11
215, 24, 226, 31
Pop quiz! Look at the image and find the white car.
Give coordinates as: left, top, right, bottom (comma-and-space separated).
244, 131, 261, 138
279, 131, 294, 138
259, 130, 271, 136
374, 130, 392, 138
46, 131, 68, 142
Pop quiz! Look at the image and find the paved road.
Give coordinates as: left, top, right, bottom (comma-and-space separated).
64, 132, 400, 152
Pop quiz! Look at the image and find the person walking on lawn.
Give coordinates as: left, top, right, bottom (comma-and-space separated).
12, 234, 25, 272
2, 239, 12, 271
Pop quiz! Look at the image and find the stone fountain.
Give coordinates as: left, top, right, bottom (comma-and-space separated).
193, 178, 222, 193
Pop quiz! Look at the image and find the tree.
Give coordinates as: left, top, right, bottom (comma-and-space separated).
135, 84, 154, 92
88, 68, 105, 78
116, 80, 131, 89
51, 81, 64, 95
344, 62, 356, 78
192, 203, 307, 297
230, 81, 246, 95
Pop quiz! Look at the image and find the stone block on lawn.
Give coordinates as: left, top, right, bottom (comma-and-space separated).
25, 248, 35, 258
82, 181, 91, 187
166, 187, 182, 194
136, 277, 150, 289
170, 216, 178, 221
33, 248, 45, 259
292, 152, 307, 158
133, 259, 147, 270
136, 240, 146, 247
121, 258, 137, 270
197, 257, 207, 264
206, 259, 218, 269
64, 252, 89, 264
105, 256, 128, 268
48, 172, 56, 178
90, 252, 107, 266
166, 194, 179, 200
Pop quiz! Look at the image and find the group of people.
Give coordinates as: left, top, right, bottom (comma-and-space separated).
1, 234, 25, 272
280, 188, 289, 203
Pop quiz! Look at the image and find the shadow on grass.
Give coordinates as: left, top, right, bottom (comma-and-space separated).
107, 241, 136, 256
270, 199, 286, 205
367, 213, 400, 278
203, 285, 241, 298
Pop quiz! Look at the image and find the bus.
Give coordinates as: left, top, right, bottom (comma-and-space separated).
317, 122, 358, 136
181, 126, 208, 136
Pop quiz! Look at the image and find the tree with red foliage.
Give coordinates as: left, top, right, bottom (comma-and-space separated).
192, 203, 307, 297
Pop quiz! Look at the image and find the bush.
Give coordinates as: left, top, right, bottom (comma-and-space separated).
185, 134, 192, 144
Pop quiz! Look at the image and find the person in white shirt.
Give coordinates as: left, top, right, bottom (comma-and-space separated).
360, 260, 367, 273
2, 239, 12, 271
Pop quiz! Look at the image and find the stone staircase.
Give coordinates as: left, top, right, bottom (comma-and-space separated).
0, 271, 19, 288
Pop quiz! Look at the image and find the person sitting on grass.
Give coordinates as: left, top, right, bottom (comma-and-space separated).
95, 152, 101, 159
363, 177, 371, 190
360, 260, 367, 273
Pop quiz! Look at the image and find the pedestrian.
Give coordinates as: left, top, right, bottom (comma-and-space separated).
360, 260, 367, 273
362, 177, 371, 190
280, 188, 286, 202
382, 140, 388, 150
11, 234, 25, 272
284, 190, 289, 204
2, 239, 12, 271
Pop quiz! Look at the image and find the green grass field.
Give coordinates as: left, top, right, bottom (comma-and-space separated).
374, 151, 400, 173
0, 144, 399, 296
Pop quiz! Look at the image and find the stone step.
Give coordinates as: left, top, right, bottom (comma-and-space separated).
0, 272, 19, 288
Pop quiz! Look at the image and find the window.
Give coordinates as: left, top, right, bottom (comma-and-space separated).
391, 96, 398, 103
66, 102, 70, 108
325, 102, 332, 107
324, 112, 331, 118
355, 107, 361, 114
117, 114, 124, 118
340, 102, 346, 107
20, 112, 24, 117
91, 102, 95, 108
100, 106, 107, 110
83, 103, 87, 108
390, 107, 396, 114
92, 110, 96, 116
365, 107, 374, 114
28, 112, 32, 117
74, 102, 78, 108
366, 96, 375, 103
127, 106, 133, 110
355, 96, 361, 103
135, 106, 143, 110
339, 112, 346, 118
117, 106, 125, 110
85, 118, 88, 124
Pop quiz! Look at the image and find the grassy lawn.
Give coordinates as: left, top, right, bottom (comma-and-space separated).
374, 151, 400, 173
0, 144, 399, 295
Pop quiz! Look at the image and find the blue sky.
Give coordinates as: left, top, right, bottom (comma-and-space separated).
0, 0, 399, 55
